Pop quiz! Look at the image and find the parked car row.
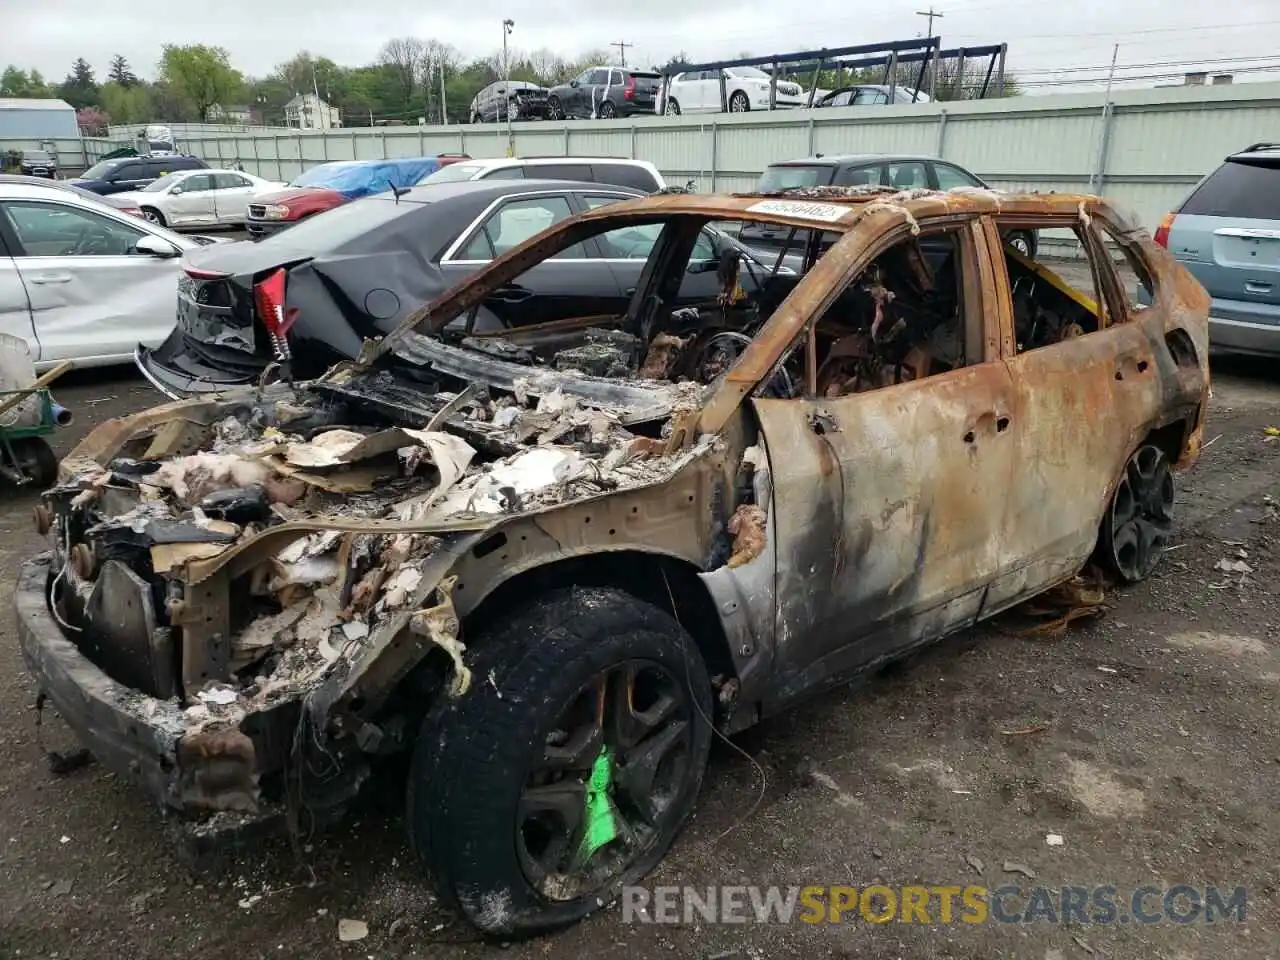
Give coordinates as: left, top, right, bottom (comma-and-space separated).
467, 67, 932, 122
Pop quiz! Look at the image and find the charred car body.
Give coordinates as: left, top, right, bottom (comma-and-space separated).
18, 186, 1209, 937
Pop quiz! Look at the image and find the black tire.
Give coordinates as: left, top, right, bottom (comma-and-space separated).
15, 437, 58, 487
599, 100, 616, 119
664, 98, 681, 116
141, 206, 166, 226
470, 113, 482, 124
547, 96, 564, 121
407, 586, 713, 938
729, 90, 750, 113
1097, 443, 1174, 583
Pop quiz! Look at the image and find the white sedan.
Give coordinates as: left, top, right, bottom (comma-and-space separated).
113, 169, 285, 230
0, 178, 228, 370
657, 66, 807, 115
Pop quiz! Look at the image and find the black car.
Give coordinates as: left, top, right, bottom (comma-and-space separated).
19, 149, 57, 178
469, 81, 549, 123
739, 154, 1038, 257
69, 154, 208, 196
546, 66, 662, 120
136, 179, 777, 398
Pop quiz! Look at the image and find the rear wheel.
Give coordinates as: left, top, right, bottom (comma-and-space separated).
141, 207, 166, 226
1097, 443, 1174, 582
599, 100, 616, 119
729, 91, 751, 113
407, 586, 712, 937
664, 98, 682, 116
547, 96, 564, 121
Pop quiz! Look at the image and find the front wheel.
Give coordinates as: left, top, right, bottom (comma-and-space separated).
599, 100, 616, 119
1097, 443, 1174, 582
729, 91, 750, 113
141, 207, 166, 226
546, 96, 564, 121
407, 586, 713, 937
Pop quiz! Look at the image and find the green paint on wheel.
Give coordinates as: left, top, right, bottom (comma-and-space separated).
578, 744, 618, 862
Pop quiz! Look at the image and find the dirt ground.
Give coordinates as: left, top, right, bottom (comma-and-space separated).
1, 350, 1278, 959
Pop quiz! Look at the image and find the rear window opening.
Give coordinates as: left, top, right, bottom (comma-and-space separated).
757, 165, 835, 192
1180, 158, 1280, 219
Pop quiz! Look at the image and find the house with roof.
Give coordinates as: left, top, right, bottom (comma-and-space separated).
284, 93, 341, 130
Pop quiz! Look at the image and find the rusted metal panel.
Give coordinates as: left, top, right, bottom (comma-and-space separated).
752, 357, 1019, 698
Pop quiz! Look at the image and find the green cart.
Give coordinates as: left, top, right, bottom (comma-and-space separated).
0, 359, 73, 488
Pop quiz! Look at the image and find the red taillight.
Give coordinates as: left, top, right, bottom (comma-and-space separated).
1153, 212, 1175, 248
624, 75, 636, 101
184, 266, 230, 281
253, 268, 298, 360
118, 206, 143, 218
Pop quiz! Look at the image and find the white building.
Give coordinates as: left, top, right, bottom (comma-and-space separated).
284, 93, 341, 130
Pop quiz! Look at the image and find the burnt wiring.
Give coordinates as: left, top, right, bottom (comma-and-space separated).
659, 568, 768, 845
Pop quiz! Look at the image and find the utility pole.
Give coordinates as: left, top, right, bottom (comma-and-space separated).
916, 6, 943, 36
502, 18, 515, 156
916, 7, 944, 98
440, 60, 448, 125
610, 40, 631, 67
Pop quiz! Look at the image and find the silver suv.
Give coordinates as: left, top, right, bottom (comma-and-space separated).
1153, 142, 1280, 357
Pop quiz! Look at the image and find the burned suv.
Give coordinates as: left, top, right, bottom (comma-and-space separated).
17, 186, 1209, 937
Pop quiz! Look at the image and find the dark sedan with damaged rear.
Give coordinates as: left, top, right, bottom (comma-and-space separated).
136, 178, 782, 399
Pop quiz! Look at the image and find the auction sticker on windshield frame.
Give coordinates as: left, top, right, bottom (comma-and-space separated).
745, 199, 854, 224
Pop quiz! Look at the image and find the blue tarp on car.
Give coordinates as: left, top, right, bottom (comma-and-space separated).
288, 157, 445, 199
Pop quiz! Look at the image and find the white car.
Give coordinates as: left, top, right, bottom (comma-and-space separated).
113, 169, 285, 230
0, 178, 226, 370
657, 66, 807, 115
417, 156, 666, 192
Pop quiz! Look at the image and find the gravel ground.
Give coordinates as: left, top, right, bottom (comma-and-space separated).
0, 338, 1277, 959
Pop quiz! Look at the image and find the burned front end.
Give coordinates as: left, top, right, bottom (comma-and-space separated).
16, 351, 714, 845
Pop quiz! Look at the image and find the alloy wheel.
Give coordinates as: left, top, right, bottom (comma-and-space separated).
1105, 444, 1174, 582
515, 659, 693, 902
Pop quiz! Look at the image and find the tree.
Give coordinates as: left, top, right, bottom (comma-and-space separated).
1, 66, 52, 98
159, 44, 244, 120
76, 106, 109, 135
99, 81, 150, 124
378, 37, 428, 113
108, 55, 138, 87
57, 57, 98, 110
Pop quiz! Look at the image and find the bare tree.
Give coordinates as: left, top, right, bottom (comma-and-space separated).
527, 48, 567, 86
379, 36, 428, 105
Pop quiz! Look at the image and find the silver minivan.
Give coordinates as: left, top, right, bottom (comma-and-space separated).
1153, 142, 1280, 357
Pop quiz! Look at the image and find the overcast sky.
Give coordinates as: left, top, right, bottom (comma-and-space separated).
6, 0, 1280, 92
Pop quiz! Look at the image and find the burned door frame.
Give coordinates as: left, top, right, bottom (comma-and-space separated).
748, 215, 1023, 709
979, 212, 1165, 615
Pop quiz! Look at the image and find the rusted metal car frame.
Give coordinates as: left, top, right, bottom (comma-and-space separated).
15, 185, 1209, 925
